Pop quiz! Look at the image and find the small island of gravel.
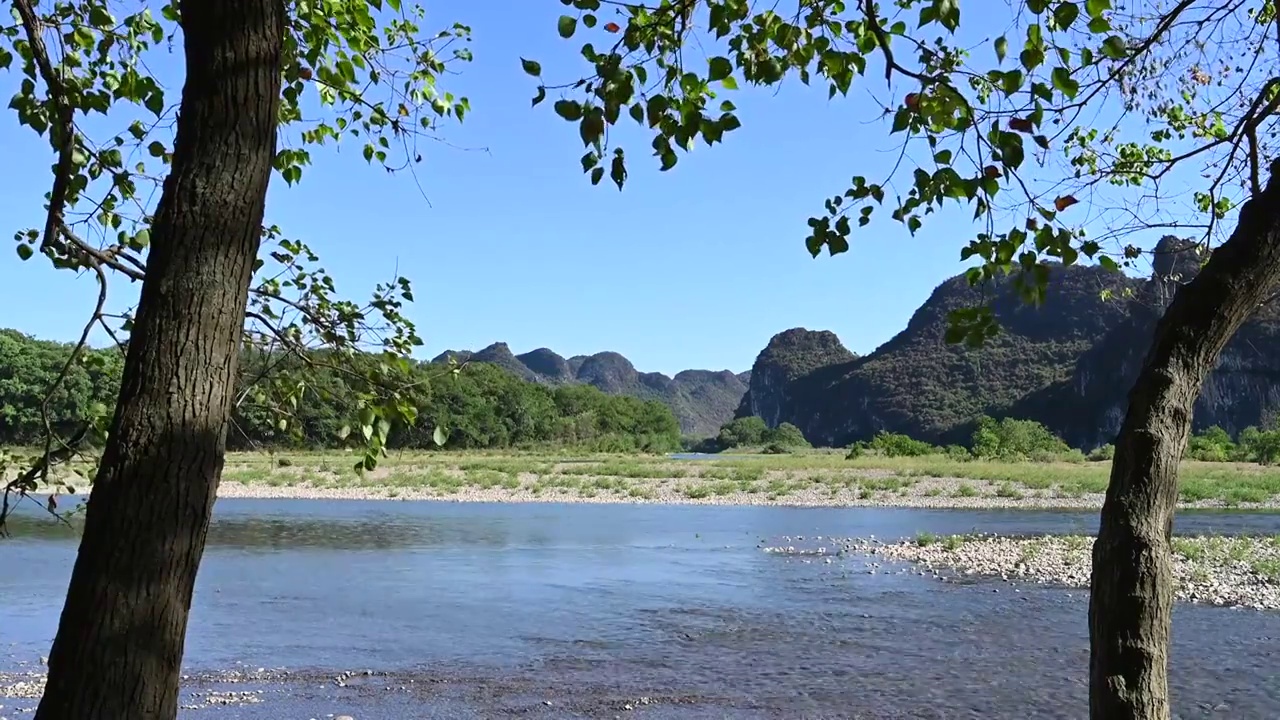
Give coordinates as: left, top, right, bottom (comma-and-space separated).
789, 534, 1280, 610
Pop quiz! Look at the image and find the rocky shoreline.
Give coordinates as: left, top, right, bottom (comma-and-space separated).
782, 534, 1280, 610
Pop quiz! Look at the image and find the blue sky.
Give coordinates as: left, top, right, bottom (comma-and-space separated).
0, 1, 1180, 375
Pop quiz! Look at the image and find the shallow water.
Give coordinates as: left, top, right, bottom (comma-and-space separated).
3, 500, 1280, 718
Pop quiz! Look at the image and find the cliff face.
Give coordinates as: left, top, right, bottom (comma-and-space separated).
737, 264, 1140, 446
430, 345, 748, 437
1012, 238, 1280, 448
736, 329, 857, 427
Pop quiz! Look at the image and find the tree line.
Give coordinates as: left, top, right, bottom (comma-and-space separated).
715, 411, 1280, 467
0, 330, 682, 453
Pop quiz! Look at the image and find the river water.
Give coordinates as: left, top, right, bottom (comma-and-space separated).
3, 500, 1280, 718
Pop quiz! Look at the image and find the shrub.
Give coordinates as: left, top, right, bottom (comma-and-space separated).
1087, 444, 1115, 462
761, 442, 791, 455
971, 416, 1070, 460
1237, 425, 1280, 464
867, 431, 937, 457
765, 422, 810, 448
1186, 425, 1237, 462
717, 416, 769, 449
944, 444, 971, 461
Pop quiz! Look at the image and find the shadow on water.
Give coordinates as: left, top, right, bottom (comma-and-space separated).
4, 499, 1280, 718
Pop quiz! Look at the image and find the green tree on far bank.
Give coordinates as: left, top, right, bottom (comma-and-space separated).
0, 330, 683, 455
711, 416, 811, 451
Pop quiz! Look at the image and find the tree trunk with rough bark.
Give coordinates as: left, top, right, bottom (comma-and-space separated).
33, 2, 284, 718
1089, 158, 1280, 720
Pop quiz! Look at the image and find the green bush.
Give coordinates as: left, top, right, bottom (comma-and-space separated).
1237, 425, 1280, 464
1187, 425, 1237, 462
971, 416, 1069, 460
765, 422, 811, 448
1087, 444, 1115, 462
944, 444, 972, 461
717, 416, 769, 449
866, 431, 937, 457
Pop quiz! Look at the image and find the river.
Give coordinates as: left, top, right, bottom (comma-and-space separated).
3, 500, 1279, 718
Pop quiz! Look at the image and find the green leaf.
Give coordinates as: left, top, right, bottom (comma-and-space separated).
554, 100, 583, 121
1101, 35, 1127, 59
1051, 67, 1079, 98
521, 58, 543, 76
147, 141, 165, 158
708, 56, 733, 82
433, 425, 447, 446
531, 86, 547, 107
891, 108, 911, 133
994, 36, 1008, 63
15, 244, 32, 261
610, 152, 627, 190
1088, 16, 1111, 32
1053, 2, 1079, 29
1020, 48, 1045, 71
558, 15, 577, 38
720, 75, 740, 90
932, 0, 961, 31
1085, 0, 1111, 18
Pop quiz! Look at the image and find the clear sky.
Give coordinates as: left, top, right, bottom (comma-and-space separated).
0, 0, 1168, 376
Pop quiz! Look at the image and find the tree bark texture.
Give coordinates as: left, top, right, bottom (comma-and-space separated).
33, 2, 284, 718
1089, 157, 1280, 720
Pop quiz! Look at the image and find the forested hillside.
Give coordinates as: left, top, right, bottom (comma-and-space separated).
432, 342, 748, 436
0, 330, 682, 452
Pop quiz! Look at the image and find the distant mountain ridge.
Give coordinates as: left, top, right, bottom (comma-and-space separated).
430, 343, 749, 437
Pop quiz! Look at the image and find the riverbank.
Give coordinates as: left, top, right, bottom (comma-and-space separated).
16, 449, 1280, 509
811, 534, 1280, 610
207, 450, 1280, 509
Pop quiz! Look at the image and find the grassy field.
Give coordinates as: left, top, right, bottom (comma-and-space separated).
203, 449, 1280, 507
12, 448, 1280, 507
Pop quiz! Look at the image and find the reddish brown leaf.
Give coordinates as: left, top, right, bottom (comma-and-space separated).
299, 67, 313, 81
1008, 117, 1033, 133
604, 22, 621, 32
904, 92, 920, 110
983, 165, 1001, 179
1054, 195, 1079, 211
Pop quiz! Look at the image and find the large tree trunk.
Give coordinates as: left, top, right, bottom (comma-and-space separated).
33, 2, 284, 718
1089, 158, 1280, 720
